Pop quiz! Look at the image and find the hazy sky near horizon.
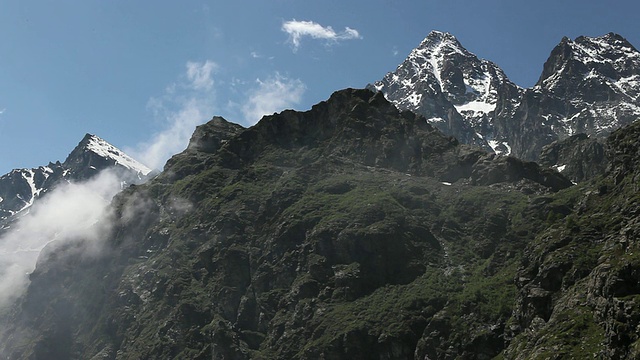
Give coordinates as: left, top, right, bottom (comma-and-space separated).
1, 1, 639, 174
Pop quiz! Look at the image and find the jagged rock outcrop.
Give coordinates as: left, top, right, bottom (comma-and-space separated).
163, 116, 245, 180
371, 31, 640, 163
0, 89, 574, 360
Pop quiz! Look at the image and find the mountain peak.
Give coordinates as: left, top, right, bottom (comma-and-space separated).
414, 30, 468, 58
369, 30, 521, 155
538, 32, 640, 90
64, 134, 152, 177
420, 30, 462, 48
574, 32, 636, 50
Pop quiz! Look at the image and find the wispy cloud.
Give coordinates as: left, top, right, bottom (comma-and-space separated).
186, 60, 217, 91
0, 108, 5, 115
242, 74, 305, 124
282, 19, 361, 51
137, 98, 213, 170
127, 60, 218, 170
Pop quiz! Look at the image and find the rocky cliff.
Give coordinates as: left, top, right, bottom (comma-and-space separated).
505, 120, 640, 359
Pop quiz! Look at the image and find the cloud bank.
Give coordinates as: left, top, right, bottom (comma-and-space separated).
282, 20, 361, 51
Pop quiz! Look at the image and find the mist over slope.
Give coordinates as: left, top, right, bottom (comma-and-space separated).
0, 135, 151, 313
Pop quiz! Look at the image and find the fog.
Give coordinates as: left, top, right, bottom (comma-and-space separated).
0, 170, 121, 309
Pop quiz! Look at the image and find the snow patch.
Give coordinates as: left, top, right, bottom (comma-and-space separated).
554, 164, 567, 172
487, 140, 511, 156
455, 100, 496, 114
19, 170, 38, 212
502, 142, 512, 156
405, 92, 422, 107
488, 140, 501, 154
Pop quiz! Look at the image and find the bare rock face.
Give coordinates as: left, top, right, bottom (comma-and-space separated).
186, 116, 245, 154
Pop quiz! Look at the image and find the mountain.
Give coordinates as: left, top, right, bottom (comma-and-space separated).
3, 33, 640, 359
0, 134, 151, 227
370, 31, 640, 163
3, 86, 640, 358
369, 30, 522, 156
63, 133, 152, 181
0, 89, 578, 359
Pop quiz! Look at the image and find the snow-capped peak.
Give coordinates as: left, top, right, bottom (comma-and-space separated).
80, 134, 152, 176
416, 31, 467, 55
409, 31, 468, 91
369, 30, 522, 152
571, 33, 640, 66
539, 33, 640, 92
373, 30, 640, 161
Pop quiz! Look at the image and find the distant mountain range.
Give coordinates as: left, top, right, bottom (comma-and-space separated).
369, 31, 640, 162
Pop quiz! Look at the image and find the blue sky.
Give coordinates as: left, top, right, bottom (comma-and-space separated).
1, 0, 639, 174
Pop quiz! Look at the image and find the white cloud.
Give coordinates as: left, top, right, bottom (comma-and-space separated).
282, 19, 361, 51
130, 61, 305, 167
242, 74, 305, 124
0, 108, 5, 115
133, 97, 212, 169
186, 60, 217, 91
127, 60, 218, 170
